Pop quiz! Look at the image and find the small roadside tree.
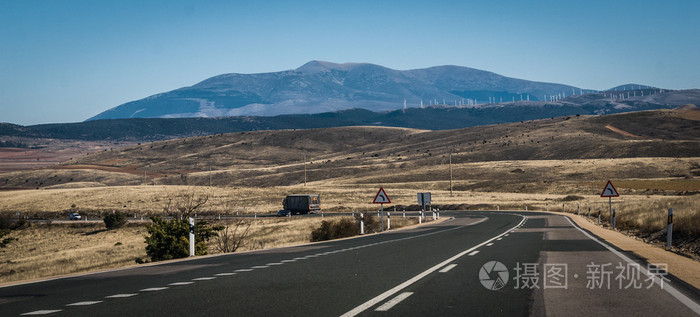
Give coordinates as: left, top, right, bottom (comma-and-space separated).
103, 211, 127, 230
144, 188, 223, 261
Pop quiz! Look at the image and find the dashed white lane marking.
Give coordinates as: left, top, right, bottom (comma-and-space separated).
281, 259, 296, 263
468, 250, 480, 256
496, 238, 502, 240
341, 215, 525, 317
140, 287, 168, 292
251, 265, 269, 269
266, 262, 283, 266
169, 282, 194, 286
21, 310, 62, 315
192, 277, 216, 281
293, 257, 306, 260
504, 234, 510, 236
486, 243, 494, 246
374, 292, 414, 312
105, 294, 138, 298
235, 269, 254, 272
439, 264, 458, 273
215, 272, 236, 276
66, 301, 102, 306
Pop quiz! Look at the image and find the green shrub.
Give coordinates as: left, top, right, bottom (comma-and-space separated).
311, 218, 360, 242
103, 211, 127, 230
561, 195, 585, 202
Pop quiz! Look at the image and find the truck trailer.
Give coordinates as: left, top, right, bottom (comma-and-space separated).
283, 194, 321, 214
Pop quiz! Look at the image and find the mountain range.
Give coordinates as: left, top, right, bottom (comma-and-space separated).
88, 61, 594, 120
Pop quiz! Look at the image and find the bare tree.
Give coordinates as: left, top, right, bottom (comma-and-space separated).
163, 186, 209, 219
215, 220, 252, 253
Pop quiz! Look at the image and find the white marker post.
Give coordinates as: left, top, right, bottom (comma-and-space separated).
387, 212, 391, 230
612, 209, 616, 230
598, 208, 601, 224
360, 213, 365, 235
188, 217, 195, 257
667, 208, 673, 249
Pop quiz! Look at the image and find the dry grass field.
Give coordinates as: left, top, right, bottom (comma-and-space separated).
0, 108, 698, 283
0, 223, 147, 284
0, 215, 418, 284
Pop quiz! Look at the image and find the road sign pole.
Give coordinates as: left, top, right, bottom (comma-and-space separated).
609, 197, 612, 223
381, 203, 384, 232
667, 208, 673, 249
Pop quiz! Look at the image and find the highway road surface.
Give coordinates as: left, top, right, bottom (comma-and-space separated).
1, 211, 698, 316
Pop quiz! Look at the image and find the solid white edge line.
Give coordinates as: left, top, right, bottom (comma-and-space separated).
374, 292, 414, 311
439, 264, 458, 273
564, 217, 700, 314
340, 215, 526, 317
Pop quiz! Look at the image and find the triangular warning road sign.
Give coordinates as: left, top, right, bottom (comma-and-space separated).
373, 187, 391, 204
600, 180, 620, 197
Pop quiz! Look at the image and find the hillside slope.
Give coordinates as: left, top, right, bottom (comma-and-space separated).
5, 89, 700, 141
3, 108, 697, 191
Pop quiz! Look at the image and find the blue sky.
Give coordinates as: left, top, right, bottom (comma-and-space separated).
1, 0, 699, 125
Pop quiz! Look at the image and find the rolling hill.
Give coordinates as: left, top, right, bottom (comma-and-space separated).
2, 107, 698, 192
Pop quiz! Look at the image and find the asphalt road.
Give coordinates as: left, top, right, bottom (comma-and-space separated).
1, 211, 698, 316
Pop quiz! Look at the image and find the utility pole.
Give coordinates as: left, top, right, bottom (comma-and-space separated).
449, 150, 453, 197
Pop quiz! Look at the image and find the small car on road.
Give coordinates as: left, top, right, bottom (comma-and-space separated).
69, 212, 81, 220
277, 210, 291, 217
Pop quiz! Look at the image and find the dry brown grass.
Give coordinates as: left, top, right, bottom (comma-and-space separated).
555, 196, 700, 238
207, 215, 416, 253
0, 223, 147, 284
0, 215, 419, 285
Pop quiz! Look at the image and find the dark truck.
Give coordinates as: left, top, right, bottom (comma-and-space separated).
282, 194, 321, 215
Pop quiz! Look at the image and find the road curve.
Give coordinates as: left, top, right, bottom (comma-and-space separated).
1, 211, 698, 316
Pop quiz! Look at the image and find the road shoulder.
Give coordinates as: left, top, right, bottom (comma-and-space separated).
550, 211, 700, 291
